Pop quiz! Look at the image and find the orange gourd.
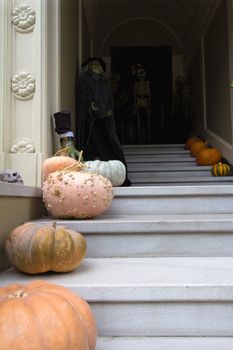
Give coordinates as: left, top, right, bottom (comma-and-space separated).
185, 136, 202, 150
211, 162, 231, 176
43, 170, 114, 219
190, 141, 207, 157
196, 148, 221, 166
5, 222, 87, 274
0, 280, 97, 350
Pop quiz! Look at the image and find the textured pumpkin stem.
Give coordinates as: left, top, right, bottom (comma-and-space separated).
78, 150, 83, 162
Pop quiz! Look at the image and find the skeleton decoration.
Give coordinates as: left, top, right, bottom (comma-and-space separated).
131, 63, 151, 142
0, 169, 24, 184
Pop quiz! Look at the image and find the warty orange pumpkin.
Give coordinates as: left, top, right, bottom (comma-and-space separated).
5, 222, 87, 274
43, 170, 114, 219
0, 280, 97, 350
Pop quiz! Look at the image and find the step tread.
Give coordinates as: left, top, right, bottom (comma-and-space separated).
2, 257, 233, 301
36, 213, 233, 233
97, 336, 233, 350
114, 184, 233, 196
130, 176, 233, 183
128, 164, 211, 170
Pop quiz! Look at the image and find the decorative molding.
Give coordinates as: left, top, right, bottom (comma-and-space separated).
11, 70, 36, 100
11, 4, 36, 33
10, 137, 35, 153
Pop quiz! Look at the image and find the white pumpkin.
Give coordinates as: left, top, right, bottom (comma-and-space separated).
85, 160, 126, 187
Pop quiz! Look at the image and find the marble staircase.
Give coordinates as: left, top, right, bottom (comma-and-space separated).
125, 144, 233, 185
2, 144, 233, 349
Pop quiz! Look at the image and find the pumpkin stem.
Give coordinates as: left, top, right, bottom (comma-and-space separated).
78, 150, 83, 162
54, 147, 71, 156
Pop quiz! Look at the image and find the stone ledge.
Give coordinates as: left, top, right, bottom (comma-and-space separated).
0, 182, 42, 197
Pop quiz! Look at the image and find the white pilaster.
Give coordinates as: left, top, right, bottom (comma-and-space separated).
0, 0, 60, 186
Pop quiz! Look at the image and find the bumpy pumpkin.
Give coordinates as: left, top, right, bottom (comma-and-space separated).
185, 136, 202, 150
0, 280, 97, 350
196, 147, 221, 166
85, 160, 126, 186
5, 222, 86, 274
190, 141, 207, 157
211, 162, 231, 176
43, 156, 78, 180
43, 170, 114, 219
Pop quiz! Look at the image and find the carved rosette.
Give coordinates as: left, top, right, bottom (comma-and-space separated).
11, 71, 36, 100
10, 138, 35, 153
11, 4, 36, 33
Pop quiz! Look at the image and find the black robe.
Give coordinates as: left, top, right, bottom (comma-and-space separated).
76, 71, 127, 166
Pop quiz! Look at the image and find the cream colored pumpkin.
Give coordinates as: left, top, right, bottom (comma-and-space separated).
43, 170, 114, 219
85, 160, 126, 186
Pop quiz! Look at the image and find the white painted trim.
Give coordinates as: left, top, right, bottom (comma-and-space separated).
227, 0, 233, 146
99, 17, 183, 56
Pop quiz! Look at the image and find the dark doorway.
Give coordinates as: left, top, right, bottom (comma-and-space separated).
111, 46, 172, 144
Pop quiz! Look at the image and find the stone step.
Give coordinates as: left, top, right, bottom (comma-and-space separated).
129, 176, 233, 186
126, 154, 193, 162
36, 213, 233, 257
124, 148, 189, 155
129, 170, 212, 179
128, 163, 211, 171
123, 143, 185, 149
107, 185, 233, 215
97, 336, 233, 350
3, 257, 233, 336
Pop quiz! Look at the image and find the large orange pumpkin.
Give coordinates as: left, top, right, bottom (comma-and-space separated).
0, 280, 97, 350
43, 170, 114, 219
196, 147, 221, 165
185, 136, 202, 150
5, 222, 87, 274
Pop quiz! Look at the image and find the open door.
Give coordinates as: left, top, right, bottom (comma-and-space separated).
111, 46, 172, 145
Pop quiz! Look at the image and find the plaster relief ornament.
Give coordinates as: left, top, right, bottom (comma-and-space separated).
11, 4, 36, 33
11, 71, 35, 100
10, 138, 35, 153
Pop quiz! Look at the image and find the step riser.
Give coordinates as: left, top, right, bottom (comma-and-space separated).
91, 302, 233, 337
129, 171, 212, 178
106, 196, 233, 215
85, 233, 233, 258
128, 164, 210, 170
126, 155, 193, 162
124, 150, 189, 155
97, 337, 233, 350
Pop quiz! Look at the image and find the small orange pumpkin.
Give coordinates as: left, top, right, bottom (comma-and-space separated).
190, 141, 207, 157
196, 147, 221, 166
42, 156, 78, 180
5, 222, 87, 274
185, 136, 202, 150
0, 280, 97, 350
